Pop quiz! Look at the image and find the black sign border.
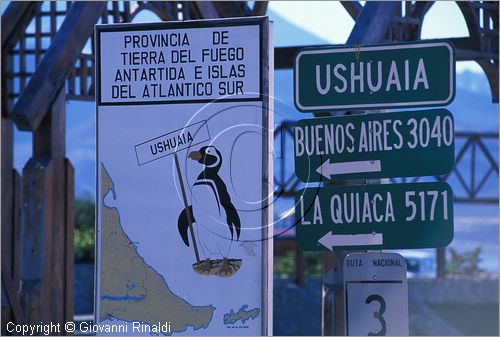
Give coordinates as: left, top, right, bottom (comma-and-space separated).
95, 17, 264, 106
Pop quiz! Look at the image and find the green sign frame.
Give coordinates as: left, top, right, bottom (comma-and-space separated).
294, 109, 455, 182
295, 182, 453, 251
294, 41, 456, 112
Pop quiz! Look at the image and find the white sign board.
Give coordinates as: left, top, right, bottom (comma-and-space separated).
344, 252, 409, 336
95, 17, 272, 336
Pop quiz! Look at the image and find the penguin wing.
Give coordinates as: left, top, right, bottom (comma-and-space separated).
178, 205, 195, 247
212, 175, 241, 241
224, 200, 241, 241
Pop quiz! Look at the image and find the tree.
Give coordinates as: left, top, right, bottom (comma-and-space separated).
74, 197, 95, 263
446, 247, 484, 276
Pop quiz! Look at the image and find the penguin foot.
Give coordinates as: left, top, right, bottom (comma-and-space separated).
192, 259, 211, 275
192, 258, 242, 277
218, 257, 233, 277
217, 258, 242, 277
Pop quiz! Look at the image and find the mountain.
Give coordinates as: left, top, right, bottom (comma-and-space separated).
451, 71, 498, 132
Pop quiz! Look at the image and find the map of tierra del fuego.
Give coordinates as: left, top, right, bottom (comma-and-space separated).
99, 164, 259, 334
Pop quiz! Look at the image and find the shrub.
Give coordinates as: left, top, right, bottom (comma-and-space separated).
74, 197, 95, 263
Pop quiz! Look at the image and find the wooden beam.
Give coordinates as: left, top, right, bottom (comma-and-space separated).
194, 1, 220, 19
450, 37, 481, 57
252, 1, 268, 16
275, 45, 332, 69
478, 59, 499, 103
274, 38, 498, 70
213, 1, 249, 17
346, 1, 399, 45
9, 1, 106, 131
1, 2, 39, 49
1, 255, 25, 324
340, 1, 362, 21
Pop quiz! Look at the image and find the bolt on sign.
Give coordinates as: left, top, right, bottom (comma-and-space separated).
295, 182, 453, 251
294, 41, 455, 111
294, 109, 455, 181
95, 17, 273, 335
344, 252, 409, 336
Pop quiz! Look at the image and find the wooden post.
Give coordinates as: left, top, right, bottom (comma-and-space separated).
295, 246, 305, 287
1, 4, 29, 326
20, 156, 53, 324
64, 159, 75, 326
20, 89, 72, 333
436, 248, 446, 278
2, 169, 25, 329
1, 117, 15, 329
12, 171, 22, 296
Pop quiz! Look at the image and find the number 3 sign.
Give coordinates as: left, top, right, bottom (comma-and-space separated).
344, 253, 409, 336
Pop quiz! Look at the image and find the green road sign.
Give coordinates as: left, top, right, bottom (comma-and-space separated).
294, 109, 455, 182
295, 182, 453, 251
294, 41, 455, 112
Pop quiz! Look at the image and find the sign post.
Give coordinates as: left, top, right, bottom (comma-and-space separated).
344, 252, 409, 336
293, 40, 457, 337
95, 17, 273, 335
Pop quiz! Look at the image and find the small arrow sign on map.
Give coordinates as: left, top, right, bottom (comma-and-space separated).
316, 159, 382, 179
318, 231, 384, 250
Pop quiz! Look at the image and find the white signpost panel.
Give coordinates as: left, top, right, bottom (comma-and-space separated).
95, 17, 272, 335
344, 252, 409, 336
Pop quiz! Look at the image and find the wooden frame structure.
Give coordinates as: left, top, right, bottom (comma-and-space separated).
1, 1, 498, 334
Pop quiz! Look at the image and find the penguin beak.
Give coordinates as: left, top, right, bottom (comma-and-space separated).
188, 150, 202, 161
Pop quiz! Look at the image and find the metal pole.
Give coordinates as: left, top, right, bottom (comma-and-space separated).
173, 152, 200, 263
319, 2, 399, 335
321, 179, 363, 336
322, 252, 346, 336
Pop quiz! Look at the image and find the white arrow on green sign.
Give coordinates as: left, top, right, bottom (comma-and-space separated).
318, 231, 384, 250
294, 40, 455, 111
294, 109, 455, 182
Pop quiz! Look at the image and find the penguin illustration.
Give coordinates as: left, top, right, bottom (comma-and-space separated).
177, 145, 242, 277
